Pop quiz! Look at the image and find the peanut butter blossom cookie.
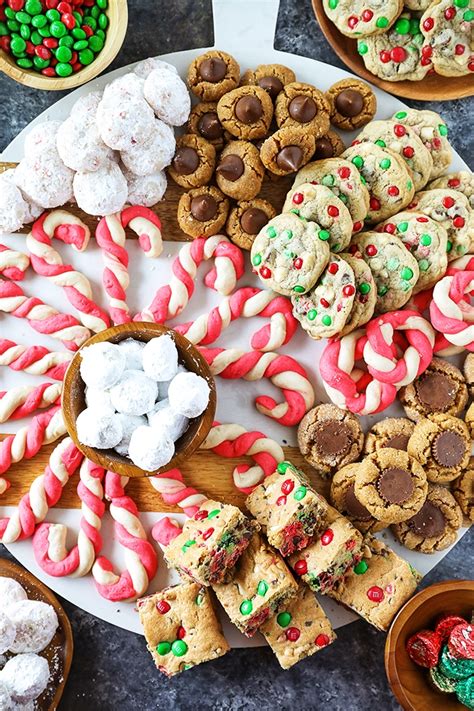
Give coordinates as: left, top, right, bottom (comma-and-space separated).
226, 199, 277, 251
215, 140, 265, 200
292, 157, 370, 226
325, 78, 376, 131
177, 185, 229, 238
357, 12, 433, 82
354, 448, 428, 524
187, 50, 240, 101
251, 212, 330, 296
428, 171, 474, 209
217, 85, 273, 141
260, 126, 316, 176
313, 130, 346, 159
283, 182, 353, 253
330, 462, 386, 533
377, 211, 448, 292
390, 109, 452, 180
351, 231, 420, 312
392, 484, 463, 553
168, 134, 216, 189
323, 0, 403, 38
363, 417, 415, 455
338, 251, 377, 335
407, 413, 471, 483
240, 63, 296, 100
399, 357, 468, 421
420, 0, 474, 77
342, 143, 415, 223
274, 82, 330, 137
187, 102, 227, 149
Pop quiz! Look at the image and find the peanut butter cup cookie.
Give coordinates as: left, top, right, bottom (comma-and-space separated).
297, 404, 364, 477
399, 358, 468, 421
177, 185, 229, 238
313, 131, 346, 160
226, 199, 277, 251
260, 126, 316, 177
168, 134, 216, 189
354, 449, 428, 524
452, 466, 474, 523
217, 86, 273, 141
240, 63, 296, 100
363, 418, 415, 455
187, 102, 227, 149
407, 414, 471, 484
463, 353, 474, 397
275, 82, 330, 137
326, 79, 376, 131
215, 140, 265, 200
187, 50, 240, 101
392, 484, 463, 553
330, 462, 385, 534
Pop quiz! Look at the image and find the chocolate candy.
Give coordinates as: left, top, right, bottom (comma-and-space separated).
172, 147, 200, 175
335, 89, 364, 118
276, 146, 304, 172
448, 622, 474, 660
314, 136, 335, 159
377, 467, 414, 504
258, 75, 283, 99
199, 57, 227, 82
313, 420, 352, 457
406, 629, 442, 668
435, 614, 468, 642
384, 434, 410, 451
197, 112, 223, 141
429, 666, 456, 693
415, 372, 456, 411
240, 207, 268, 235
288, 95, 317, 123
190, 194, 217, 221
407, 501, 446, 538
234, 95, 263, 124
216, 154, 244, 182
344, 483, 372, 521
432, 430, 466, 468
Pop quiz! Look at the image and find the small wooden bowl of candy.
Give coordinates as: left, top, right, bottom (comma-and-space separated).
385, 580, 474, 710
62, 322, 217, 478
0, 0, 128, 91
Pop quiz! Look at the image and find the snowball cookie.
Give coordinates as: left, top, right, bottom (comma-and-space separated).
76, 408, 123, 449
2, 654, 49, 703
0, 170, 30, 234
157, 364, 186, 400
148, 403, 189, 442
7, 600, 58, 654
0, 578, 27, 607
102, 72, 145, 103
14, 151, 74, 209
56, 108, 114, 173
1, 170, 43, 225
134, 57, 178, 79
128, 425, 174, 471
109, 369, 158, 416
96, 94, 155, 152
144, 68, 191, 126
73, 160, 128, 216
124, 169, 167, 207
72, 90, 103, 119
146, 398, 169, 424
80, 342, 126, 390
84, 387, 115, 415
0, 680, 12, 710
0, 611, 16, 655
120, 120, 175, 176
23, 121, 62, 158
142, 334, 178, 381
168, 372, 210, 418
117, 337, 145, 370
114, 413, 147, 456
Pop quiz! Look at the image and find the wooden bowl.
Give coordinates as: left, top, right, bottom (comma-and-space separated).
312, 0, 474, 101
0, 0, 128, 91
0, 557, 73, 711
62, 322, 217, 478
385, 580, 474, 710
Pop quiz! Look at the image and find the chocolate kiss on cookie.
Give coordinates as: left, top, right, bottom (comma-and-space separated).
376, 467, 415, 504
216, 154, 244, 182
335, 89, 364, 118
258, 75, 283, 100
235, 95, 263, 124
407, 501, 446, 538
191, 194, 217, 221
313, 421, 352, 458
289, 95, 317, 123
383, 434, 410, 451
198, 112, 223, 141
240, 207, 268, 235
276, 146, 304, 172
199, 57, 227, 82
432, 430, 466, 468
314, 136, 335, 159
415, 372, 457, 412
344, 483, 372, 522
172, 146, 200, 175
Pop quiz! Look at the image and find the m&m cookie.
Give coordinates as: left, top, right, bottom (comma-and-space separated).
323, 0, 404, 39
420, 0, 474, 78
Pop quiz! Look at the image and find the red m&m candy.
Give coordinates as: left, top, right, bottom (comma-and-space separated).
367, 585, 384, 602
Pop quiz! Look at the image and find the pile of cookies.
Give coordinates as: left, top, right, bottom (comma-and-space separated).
296, 351, 474, 554
323, 0, 473, 82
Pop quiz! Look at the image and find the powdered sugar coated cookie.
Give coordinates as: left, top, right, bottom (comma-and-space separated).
57, 112, 114, 173
120, 120, 176, 176
0, 171, 30, 234
7, 600, 58, 654
109, 369, 158, 416
128, 425, 174, 471
117, 337, 145, 370
80, 342, 126, 390
124, 169, 167, 207
0, 579, 27, 608
85, 387, 115, 415
114, 413, 147, 456
73, 160, 128, 216
15, 151, 74, 209
148, 403, 189, 441
76, 408, 123, 449
97, 95, 155, 152
1, 653, 49, 703
168, 372, 210, 418
23, 121, 63, 159
134, 57, 178, 79
102, 72, 145, 103
142, 334, 178, 381
144, 68, 191, 126
0, 611, 16, 655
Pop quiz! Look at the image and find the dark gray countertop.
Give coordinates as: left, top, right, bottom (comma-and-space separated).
0, 1, 473, 709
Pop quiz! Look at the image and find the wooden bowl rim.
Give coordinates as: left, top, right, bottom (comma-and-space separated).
0, 0, 128, 91
312, 0, 474, 102
0, 557, 74, 711
385, 579, 474, 711
62, 322, 217, 478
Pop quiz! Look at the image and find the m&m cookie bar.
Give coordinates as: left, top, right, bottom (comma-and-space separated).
288, 506, 363, 594
261, 583, 336, 670
137, 582, 230, 677
212, 532, 298, 637
327, 535, 422, 631
164, 500, 258, 586
245, 461, 328, 557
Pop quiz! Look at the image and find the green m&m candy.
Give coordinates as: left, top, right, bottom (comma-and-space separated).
56, 62, 73, 77
277, 612, 292, 627
156, 641, 171, 656
89, 34, 104, 52
25, 0, 43, 14
31, 15, 47, 28
358, 41, 368, 55
257, 580, 268, 596
171, 640, 188, 657
240, 600, 253, 616
55, 45, 72, 63
394, 18, 410, 35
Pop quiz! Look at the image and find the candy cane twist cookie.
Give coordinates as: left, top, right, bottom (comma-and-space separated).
199, 348, 314, 426
420, 0, 474, 78
0, 244, 30, 281
428, 171, 474, 210
174, 286, 297, 352
363, 311, 435, 387
390, 108, 452, 180
27, 210, 110, 333
0, 339, 71, 381
282, 183, 353, 253
33, 460, 106, 578
352, 231, 419, 312
92, 472, 158, 601
95, 214, 131, 325
0, 437, 83, 544
148, 468, 206, 517
0, 278, 91, 351
152, 516, 183, 547
201, 422, 284, 494
430, 271, 474, 351
377, 211, 448, 293
319, 330, 398, 415
0, 382, 62, 424
250, 212, 330, 297
408, 189, 474, 261
135, 235, 244, 322
120, 205, 163, 258
323, 0, 403, 38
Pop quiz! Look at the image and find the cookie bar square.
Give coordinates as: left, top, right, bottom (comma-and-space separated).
246, 462, 328, 557
213, 532, 298, 637
326, 535, 422, 632
261, 583, 336, 670
164, 500, 257, 585
288, 506, 363, 594
137, 582, 230, 677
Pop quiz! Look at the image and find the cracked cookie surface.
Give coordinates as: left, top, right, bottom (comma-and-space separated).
215, 140, 265, 200
363, 417, 415, 455
452, 466, 474, 523
330, 462, 385, 534
168, 134, 216, 189
326, 78, 376, 131
407, 413, 471, 483
399, 358, 468, 421
217, 85, 273, 141
187, 50, 240, 101
275, 82, 330, 137
226, 198, 277, 251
